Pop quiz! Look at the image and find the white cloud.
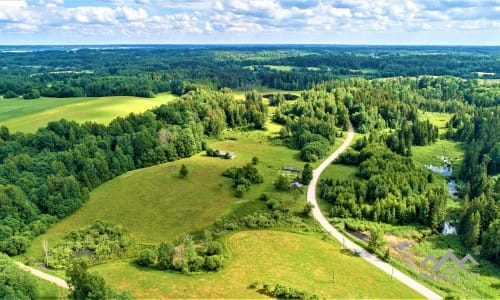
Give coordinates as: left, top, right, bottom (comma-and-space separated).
118, 7, 148, 21
64, 6, 118, 24
0, 0, 498, 44
0, 0, 29, 22
0, 0, 27, 8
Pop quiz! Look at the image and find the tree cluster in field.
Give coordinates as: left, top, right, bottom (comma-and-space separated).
0, 88, 266, 256
46, 220, 131, 270
222, 161, 264, 197
136, 234, 226, 273
1, 47, 498, 99
321, 142, 447, 232
213, 194, 314, 233
67, 260, 134, 300
248, 281, 320, 300
446, 106, 500, 262
0, 253, 39, 300
273, 90, 349, 162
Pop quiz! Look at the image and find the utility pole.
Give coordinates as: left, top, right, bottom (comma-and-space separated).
42, 239, 49, 268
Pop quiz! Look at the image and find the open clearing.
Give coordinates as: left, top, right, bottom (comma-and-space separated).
413, 111, 464, 176
92, 230, 424, 299
0, 93, 177, 133
24, 129, 305, 260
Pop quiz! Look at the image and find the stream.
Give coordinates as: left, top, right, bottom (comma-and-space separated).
425, 157, 458, 235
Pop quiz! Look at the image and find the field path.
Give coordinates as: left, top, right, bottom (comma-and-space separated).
307, 122, 442, 300
14, 261, 69, 289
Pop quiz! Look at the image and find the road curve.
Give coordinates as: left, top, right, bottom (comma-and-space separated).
15, 261, 70, 289
307, 122, 442, 300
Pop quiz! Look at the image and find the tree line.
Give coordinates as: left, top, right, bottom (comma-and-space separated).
1, 46, 498, 99
447, 106, 499, 263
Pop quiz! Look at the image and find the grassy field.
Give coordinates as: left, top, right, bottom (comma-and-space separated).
0, 93, 177, 133
321, 163, 358, 182
412, 139, 463, 173
419, 111, 451, 135
36, 276, 68, 300
92, 230, 424, 299
24, 128, 306, 260
413, 111, 464, 177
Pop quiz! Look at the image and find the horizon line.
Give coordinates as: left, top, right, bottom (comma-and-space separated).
0, 43, 499, 47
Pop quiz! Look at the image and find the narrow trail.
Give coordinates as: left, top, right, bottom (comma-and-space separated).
14, 261, 69, 289
307, 122, 442, 300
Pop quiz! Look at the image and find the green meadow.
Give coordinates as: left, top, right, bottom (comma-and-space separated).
36, 277, 68, 300
24, 129, 305, 259
92, 230, 424, 299
0, 93, 177, 133
413, 111, 464, 178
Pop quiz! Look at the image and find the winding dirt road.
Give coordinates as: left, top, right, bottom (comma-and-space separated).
307, 122, 442, 300
14, 261, 69, 289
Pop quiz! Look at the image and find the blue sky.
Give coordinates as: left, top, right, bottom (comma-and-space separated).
0, 0, 498, 45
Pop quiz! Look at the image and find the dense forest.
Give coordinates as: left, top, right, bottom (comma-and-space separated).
0, 46, 499, 99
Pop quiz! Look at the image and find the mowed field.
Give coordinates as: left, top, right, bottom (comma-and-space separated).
0, 93, 177, 133
93, 230, 424, 299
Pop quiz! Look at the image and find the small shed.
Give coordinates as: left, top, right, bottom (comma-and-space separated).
289, 181, 304, 189
283, 166, 301, 173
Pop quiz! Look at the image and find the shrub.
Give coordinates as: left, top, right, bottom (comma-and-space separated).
259, 193, 270, 201
137, 248, 157, 267
205, 255, 225, 271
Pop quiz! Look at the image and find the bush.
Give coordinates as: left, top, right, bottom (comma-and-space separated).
179, 164, 188, 178
274, 174, 290, 191
206, 241, 223, 256
262, 283, 320, 300
188, 255, 205, 272
137, 248, 157, 267
266, 199, 281, 210
259, 193, 270, 201
22, 89, 40, 100
3, 90, 17, 99
205, 255, 225, 271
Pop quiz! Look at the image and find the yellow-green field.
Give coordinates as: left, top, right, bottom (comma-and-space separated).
93, 230, 424, 299
0, 93, 177, 133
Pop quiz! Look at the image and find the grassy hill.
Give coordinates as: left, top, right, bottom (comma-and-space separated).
93, 230, 424, 299
24, 130, 306, 259
0, 93, 177, 133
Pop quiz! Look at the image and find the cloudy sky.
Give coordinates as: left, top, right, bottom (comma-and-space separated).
0, 0, 498, 45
